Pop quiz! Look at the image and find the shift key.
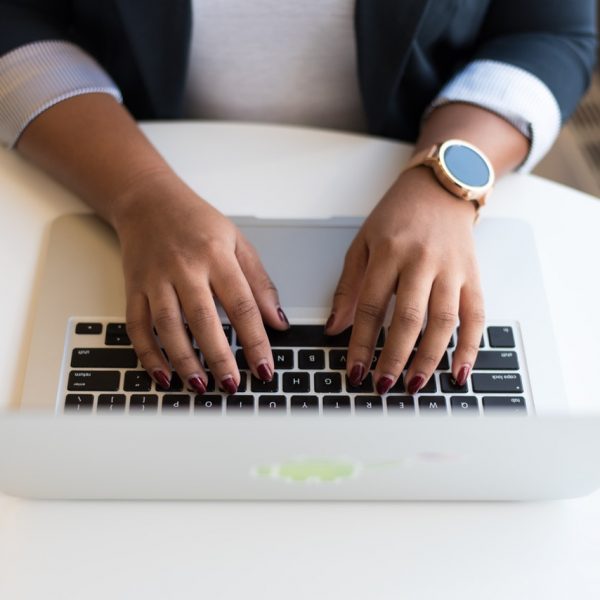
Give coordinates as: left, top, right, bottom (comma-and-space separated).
68, 370, 120, 391
472, 373, 523, 393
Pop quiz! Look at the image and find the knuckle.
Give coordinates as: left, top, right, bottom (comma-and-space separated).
456, 342, 480, 356
231, 297, 259, 321
378, 353, 408, 375
464, 307, 486, 326
430, 309, 458, 328
355, 300, 386, 323
135, 346, 157, 366
153, 306, 180, 330
169, 352, 198, 370
239, 334, 267, 353
125, 317, 147, 338
187, 304, 217, 330
205, 351, 233, 372
415, 352, 439, 369
395, 304, 423, 328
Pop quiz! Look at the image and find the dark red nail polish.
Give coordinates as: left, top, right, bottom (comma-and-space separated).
221, 376, 238, 395
188, 376, 206, 395
456, 365, 470, 387
349, 363, 365, 386
407, 374, 426, 395
257, 363, 273, 382
376, 376, 394, 395
153, 370, 171, 389
277, 307, 290, 328
325, 313, 335, 331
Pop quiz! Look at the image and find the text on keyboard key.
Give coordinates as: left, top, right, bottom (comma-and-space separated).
473, 351, 519, 370
194, 395, 223, 413
482, 396, 527, 414
129, 394, 158, 412
386, 395, 414, 413
472, 373, 523, 393
97, 394, 126, 412
162, 395, 190, 412
298, 349, 325, 370
283, 372, 310, 393
487, 326, 515, 348
64, 394, 94, 412
258, 395, 287, 412
354, 396, 383, 412
71, 348, 137, 368
418, 396, 447, 414
68, 370, 120, 391
322, 395, 351, 413
290, 395, 319, 412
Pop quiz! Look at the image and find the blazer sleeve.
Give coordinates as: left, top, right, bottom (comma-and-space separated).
472, 0, 597, 124
0, 1, 121, 148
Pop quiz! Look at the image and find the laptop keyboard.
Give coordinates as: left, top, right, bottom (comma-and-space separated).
61, 318, 532, 416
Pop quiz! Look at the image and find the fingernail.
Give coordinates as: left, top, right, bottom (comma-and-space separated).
277, 307, 290, 328
325, 313, 335, 331
407, 374, 426, 395
257, 362, 273, 382
349, 363, 365, 386
152, 370, 171, 389
220, 376, 238, 395
455, 364, 471, 387
376, 375, 394, 395
188, 376, 207, 395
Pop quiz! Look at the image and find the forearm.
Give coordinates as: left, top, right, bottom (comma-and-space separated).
15, 93, 174, 229
414, 102, 530, 177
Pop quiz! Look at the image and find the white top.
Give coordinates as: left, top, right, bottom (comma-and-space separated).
183, 0, 366, 132
1, 122, 600, 598
0, 3, 563, 171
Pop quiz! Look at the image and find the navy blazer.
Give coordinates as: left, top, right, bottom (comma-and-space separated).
0, 0, 596, 142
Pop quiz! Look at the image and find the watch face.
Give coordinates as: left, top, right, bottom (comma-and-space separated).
441, 143, 491, 188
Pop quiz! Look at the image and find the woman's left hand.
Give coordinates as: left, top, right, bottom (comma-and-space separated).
325, 165, 485, 396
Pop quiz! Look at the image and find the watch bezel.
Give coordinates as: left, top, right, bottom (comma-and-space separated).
433, 139, 495, 203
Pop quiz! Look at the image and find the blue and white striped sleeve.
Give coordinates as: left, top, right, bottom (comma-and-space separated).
426, 59, 562, 173
0, 40, 122, 149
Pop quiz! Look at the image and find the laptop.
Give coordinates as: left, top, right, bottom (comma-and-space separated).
2, 212, 597, 500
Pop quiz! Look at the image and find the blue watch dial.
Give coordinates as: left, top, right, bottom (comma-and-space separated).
442, 143, 490, 187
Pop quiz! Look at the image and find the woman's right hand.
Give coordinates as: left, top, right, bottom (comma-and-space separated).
112, 172, 289, 395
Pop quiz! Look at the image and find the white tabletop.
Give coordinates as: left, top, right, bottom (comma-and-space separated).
1, 122, 600, 598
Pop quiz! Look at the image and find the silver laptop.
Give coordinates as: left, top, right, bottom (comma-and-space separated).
2, 213, 597, 500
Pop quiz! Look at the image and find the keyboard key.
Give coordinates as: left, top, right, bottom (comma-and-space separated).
386, 395, 415, 413
482, 396, 527, 414
194, 395, 223, 413
226, 395, 255, 413
440, 373, 467, 393
237, 372, 248, 392
71, 348, 137, 368
322, 395, 351, 413
156, 372, 184, 392
370, 350, 381, 370
107, 323, 127, 335
235, 349, 249, 369
161, 394, 190, 412
329, 349, 348, 370
64, 394, 94, 412
283, 372, 310, 393
354, 396, 383, 412
345, 373, 374, 393
97, 394, 126, 412
487, 326, 515, 348
68, 370, 120, 391
272, 349, 294, 370
75, 322, 102, 335
105, 324, 131, 346
450, 396, 479, 414
290, 395, 319, 412
261, 325, 384, 348
472, 373, 523, 393
251, 373, 279, 393
388, 376, 405, 393
258, 395, 287, 412
124, 370, 152, 392
129, 394, 158, 412
403, 375, 437, 394
473, 351, 519, 370
314, 372, 342, 393
298, 349, 325, 370
418, 396, 447, 414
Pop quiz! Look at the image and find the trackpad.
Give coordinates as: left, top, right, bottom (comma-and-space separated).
237, 219, 361, 310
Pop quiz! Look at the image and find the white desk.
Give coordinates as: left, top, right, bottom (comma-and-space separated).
1, 123, 600, 599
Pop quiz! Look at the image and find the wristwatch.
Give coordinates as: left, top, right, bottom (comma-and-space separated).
401, 139, 495, 210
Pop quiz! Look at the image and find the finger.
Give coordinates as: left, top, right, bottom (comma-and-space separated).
374, 265, 433, 395
147, 286, 209, 395
452, 283, 485, 386
326, 238, 368, 334
346, 254, 397, 387
176, 278, 241, 394
405, 276, 459, 393
236, 236, 289, 330
210, 259, 274, 383
126, 291, 172, 388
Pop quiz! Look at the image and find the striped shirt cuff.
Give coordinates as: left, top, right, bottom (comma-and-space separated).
0, 40, 122, 148
427, 59, 562, 173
